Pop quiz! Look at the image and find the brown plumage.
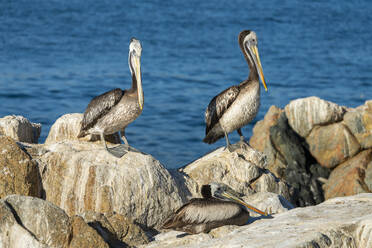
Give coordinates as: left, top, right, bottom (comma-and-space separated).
162, 183, 267, 234
203, 30, 268, 149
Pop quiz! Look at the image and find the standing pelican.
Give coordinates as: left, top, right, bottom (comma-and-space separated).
162, 183, 267, 234
78, 38, 143, 157
203, 30, 268, 151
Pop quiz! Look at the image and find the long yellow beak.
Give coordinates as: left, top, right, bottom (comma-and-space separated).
251, 45, 268, 92
133, 56, 143, 110
222, 192, 267, 216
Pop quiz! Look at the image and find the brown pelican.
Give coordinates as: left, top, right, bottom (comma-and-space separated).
162, 183, 268, 234
78, 38, 143, 157
203, 30, 268, 151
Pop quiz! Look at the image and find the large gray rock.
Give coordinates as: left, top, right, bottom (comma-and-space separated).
31, 141, 185, 229
144, 193, 372, 248
178, 145, 294, 204
0, 115, 41, 143
285, 97, 346, 138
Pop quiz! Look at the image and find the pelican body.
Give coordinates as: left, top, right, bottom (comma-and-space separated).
203, 30, 268, 150
78, 38, 143, 157
162, 183, 267, 234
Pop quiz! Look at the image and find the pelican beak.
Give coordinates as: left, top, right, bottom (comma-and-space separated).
251, 45, 268, 92
133, 55, 143, 110
221, 191, 267, 216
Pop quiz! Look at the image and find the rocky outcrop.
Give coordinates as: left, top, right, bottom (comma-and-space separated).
284, 96, 346, 138
250, 97, 372, 205
45, 113, 120, 144
0, 136, 42, 198
0, 115, 41, 143
177, 145, 294, 203
144, 193, 372, 248
31, 140, 185, 230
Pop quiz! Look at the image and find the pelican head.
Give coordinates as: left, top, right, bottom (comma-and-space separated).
239, 30, 268, 92
202, 182, 267, 216
129, 38, 144, 110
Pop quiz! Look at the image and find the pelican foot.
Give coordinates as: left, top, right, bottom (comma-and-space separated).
238, 140, 251, 150
106, 144, 130, 158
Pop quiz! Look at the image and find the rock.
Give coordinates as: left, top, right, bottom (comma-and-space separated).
45, 113, 120, 144
0, 115, 41, 143
80, 211, 149, 247
0, 136, 41, 198
343, 105, 372, 149
285, 97, 346, 138
250, 108, 330, 206
323, 149, 372, 200
69, 215, 109, 248
0, 200, 47, 248
31, 141, 184, 229
3, 195, 72, 247
306, 123, 361, 169
143, 193, 372, 248
179, 145, 293, 203
249, 106, 286, 178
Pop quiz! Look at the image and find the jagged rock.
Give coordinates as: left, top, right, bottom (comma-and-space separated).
179, 145, 293, 203
250, 108, 330, 206
143, 194, 372, 248
343, 104, 372, 149
69, 215, 109, 248
0, 136, 41, 198
323, 149, 372, 200
250, 105, 285, 177
45, 113, 120, 144
0, 115, 41, 143
80, 211, 149, 247
3, 195, 72, 247
306, 123, 361, 169
285, 97, 346, 138
0, 200, 47, 248
31, 141, 184, 229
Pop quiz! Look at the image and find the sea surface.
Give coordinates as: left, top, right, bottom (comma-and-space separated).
1, 0, 372, 168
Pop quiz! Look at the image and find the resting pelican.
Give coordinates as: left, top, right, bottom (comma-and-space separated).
78, 38, 143, 157
162, 183, 267, 234
203, 30, 268, 151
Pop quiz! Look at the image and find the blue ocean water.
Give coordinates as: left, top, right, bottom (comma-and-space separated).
1, 1, 371, 168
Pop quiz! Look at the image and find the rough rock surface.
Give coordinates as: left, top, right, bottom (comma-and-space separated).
343, 104, 372, 149
178, 145, 293, 203
45, 113, 120, 144
324, 149, 372, 199
144, 194, 372, 248
31, 141, 185, 229
306, 123, 361, 169
0, 136, 41, 198
249, 107, 330, 206
2, 195, 71, 247
0, 115, 41, 143
285, 97, 346, 138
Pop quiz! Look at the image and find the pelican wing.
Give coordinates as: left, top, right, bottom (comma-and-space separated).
205, 86, 240, 134
162, 199, 242, 229
79, 88, 124, 134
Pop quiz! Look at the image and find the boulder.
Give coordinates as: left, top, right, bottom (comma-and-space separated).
80, 211, 149, 247
143, 193, 372, 248
31, 141, 185, 229
0, 115, 41, 143
0, 136, 41, 198
45, 113, 120, 144
69, 215, 109, 248
3, 195, 72, 247
323, 149, 372, 200
179, 145, 293, 203
285, 97, 346, 138
306, 123, 361, 169
343, 104, 372, 149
